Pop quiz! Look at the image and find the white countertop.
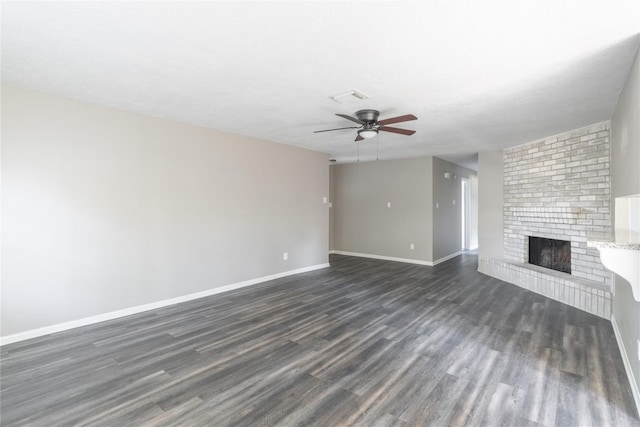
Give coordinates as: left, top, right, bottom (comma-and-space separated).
587, 229, 640, 250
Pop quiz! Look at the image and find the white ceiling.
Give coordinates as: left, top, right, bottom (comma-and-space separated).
2, 1, 639, 169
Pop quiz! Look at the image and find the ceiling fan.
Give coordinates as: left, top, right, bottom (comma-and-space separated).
314, 109, 417, 141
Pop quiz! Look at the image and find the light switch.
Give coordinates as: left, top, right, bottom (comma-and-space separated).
387, 202, 391, 208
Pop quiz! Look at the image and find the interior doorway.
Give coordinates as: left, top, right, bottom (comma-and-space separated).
461, 177, 471, 250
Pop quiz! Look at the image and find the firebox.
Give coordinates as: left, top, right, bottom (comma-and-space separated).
528, 236, 571, 274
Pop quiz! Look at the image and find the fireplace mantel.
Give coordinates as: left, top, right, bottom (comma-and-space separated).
510, 207, 583, 223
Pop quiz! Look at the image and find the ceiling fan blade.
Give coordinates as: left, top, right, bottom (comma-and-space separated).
379, 126, 416, 136
336, 113, 364, 124
355, 135, 364, 142
314, 126, 360, 133
378, 114, 417, 126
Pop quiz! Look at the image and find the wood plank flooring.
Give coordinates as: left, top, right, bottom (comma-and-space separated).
1, 253, 639, 426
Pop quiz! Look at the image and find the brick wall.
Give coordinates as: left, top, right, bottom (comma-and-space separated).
503, 121, 612, 286
479, 121, 613, 319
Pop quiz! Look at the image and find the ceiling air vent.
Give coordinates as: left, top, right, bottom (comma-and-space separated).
330, 89, 369, 104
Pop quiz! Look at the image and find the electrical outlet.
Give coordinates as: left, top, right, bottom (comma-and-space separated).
410, 243, 415, 250
436, 202, 439, 209
329, 202, 333, 208
283, 252, 288, 261
387, 202, 391, 208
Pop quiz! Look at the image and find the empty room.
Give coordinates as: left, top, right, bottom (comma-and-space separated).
1, 1, 639, 426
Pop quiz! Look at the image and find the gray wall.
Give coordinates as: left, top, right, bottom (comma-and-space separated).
611, 45, 640, 406
432, 157, 477, 261
478, 151, 504, 259
331, 157, 433, 262
1, 85, 329, 337
612, 47, 640, 200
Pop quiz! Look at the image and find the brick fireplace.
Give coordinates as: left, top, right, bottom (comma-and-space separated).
479, 122, 613, 318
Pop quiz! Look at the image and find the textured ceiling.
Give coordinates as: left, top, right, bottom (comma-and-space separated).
2, 1, 639, 168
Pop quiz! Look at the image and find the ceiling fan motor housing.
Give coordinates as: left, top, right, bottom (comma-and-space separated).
355, 109, 380, 123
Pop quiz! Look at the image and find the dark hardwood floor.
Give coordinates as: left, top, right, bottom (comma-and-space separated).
1, 253, 639, 426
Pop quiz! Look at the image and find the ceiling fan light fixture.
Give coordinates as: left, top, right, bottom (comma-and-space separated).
358, 129, 378, 139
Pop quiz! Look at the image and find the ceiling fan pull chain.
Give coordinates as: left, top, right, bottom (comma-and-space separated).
376, 133, 379, 161
357, 139, 360, 162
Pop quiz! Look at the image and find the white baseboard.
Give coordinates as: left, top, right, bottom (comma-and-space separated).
0, 263, 330, 346
331, 250, 432, 266
611, 314, 640, 417
330, 250, 463, 267
433, 251, 463, 266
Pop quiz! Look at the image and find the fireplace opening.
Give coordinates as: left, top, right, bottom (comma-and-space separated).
528, 236, 571, 274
